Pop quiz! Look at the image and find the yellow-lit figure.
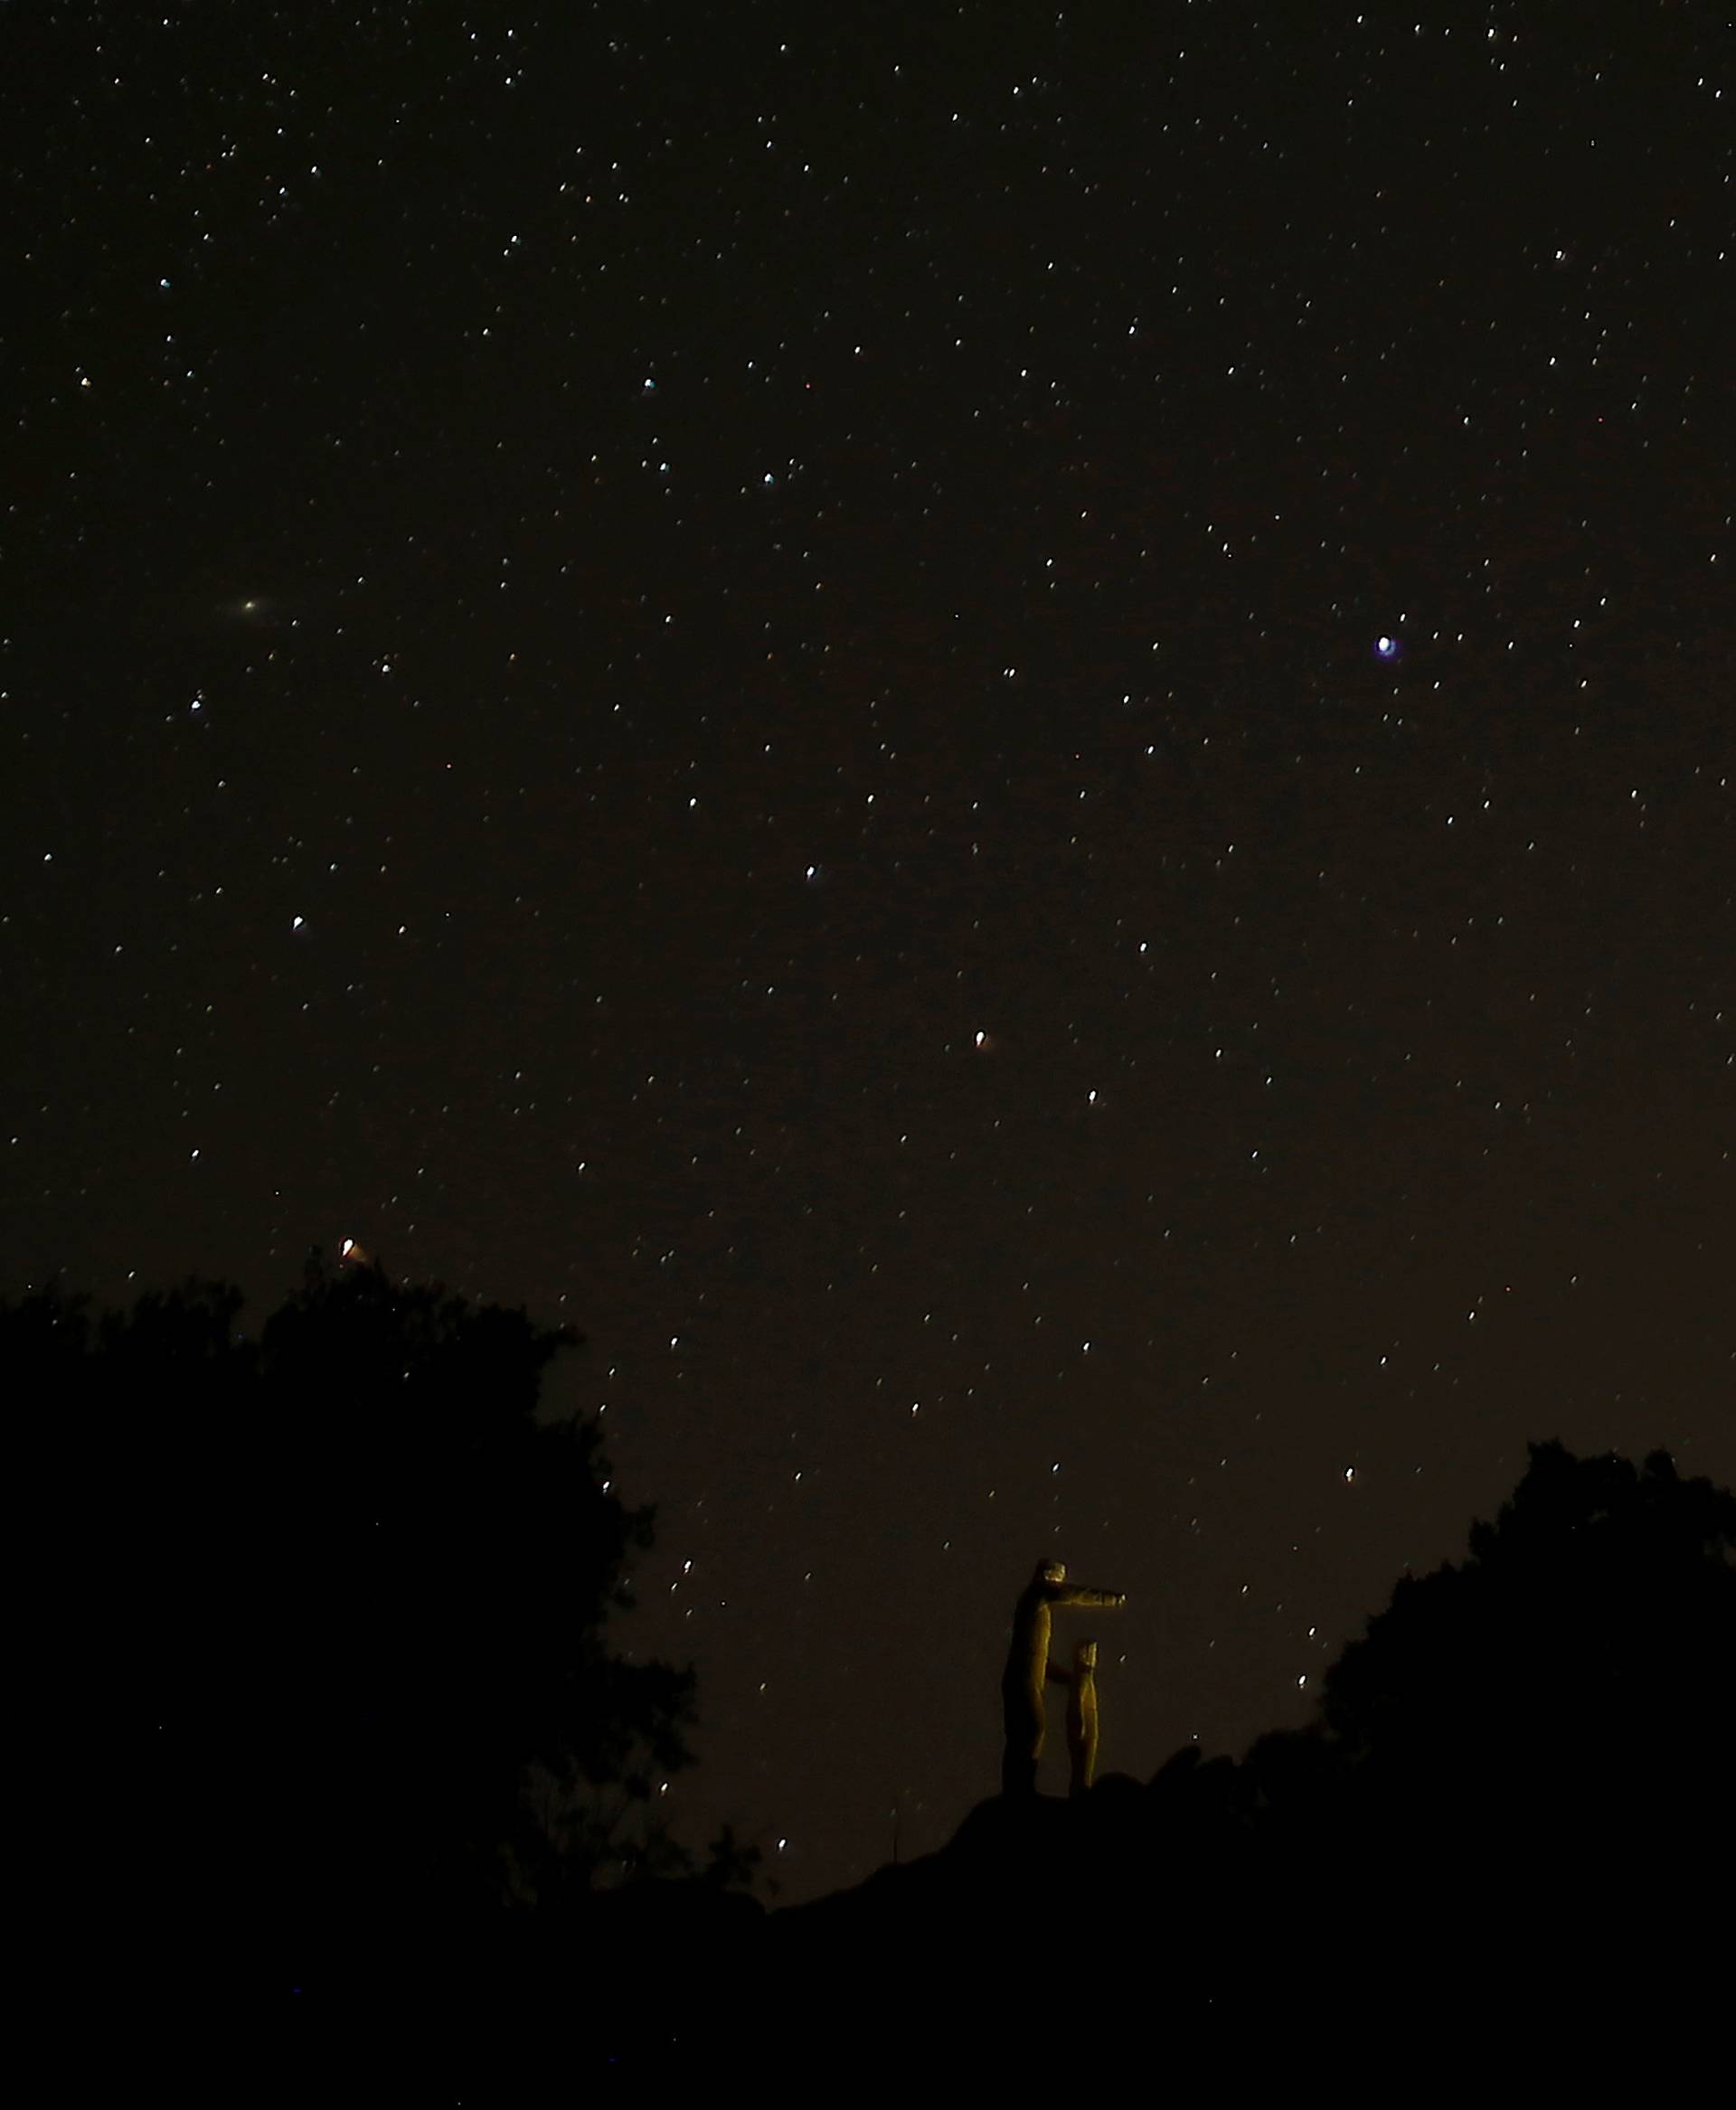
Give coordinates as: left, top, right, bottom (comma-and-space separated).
1063, 1638, 1099, 1797
1001, 1560, 1124, 1797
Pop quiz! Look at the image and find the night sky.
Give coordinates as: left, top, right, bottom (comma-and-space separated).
6, 4, 1731, 1905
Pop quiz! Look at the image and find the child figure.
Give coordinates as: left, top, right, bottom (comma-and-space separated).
1063, 1638, 1099, 1796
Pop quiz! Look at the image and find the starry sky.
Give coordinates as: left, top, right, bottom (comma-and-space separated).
5, 4, 1731, 1903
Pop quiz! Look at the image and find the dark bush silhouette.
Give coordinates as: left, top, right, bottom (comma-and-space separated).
255, 1253, 703, 1936
5, 1253, 743, 2022
1320, 1441, 1734, 1842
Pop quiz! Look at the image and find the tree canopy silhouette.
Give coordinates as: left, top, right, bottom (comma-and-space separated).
6, 1252, 722, 1990
1316, 1439, 1735, 1842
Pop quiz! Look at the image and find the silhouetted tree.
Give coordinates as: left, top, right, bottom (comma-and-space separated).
1319, 1440, 1735, 1845
5, 1255, 726, 1995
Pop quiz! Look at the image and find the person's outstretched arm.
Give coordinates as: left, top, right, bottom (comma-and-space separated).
1057, 1586, 1126, 1609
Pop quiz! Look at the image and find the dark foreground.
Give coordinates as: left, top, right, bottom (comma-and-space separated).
257, 1766, 1729, 2096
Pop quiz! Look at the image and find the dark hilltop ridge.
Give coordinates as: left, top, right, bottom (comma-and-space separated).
288, 1439, 1732, 2087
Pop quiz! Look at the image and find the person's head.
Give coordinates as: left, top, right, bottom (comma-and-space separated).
1038, 1559, 1067, 1584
